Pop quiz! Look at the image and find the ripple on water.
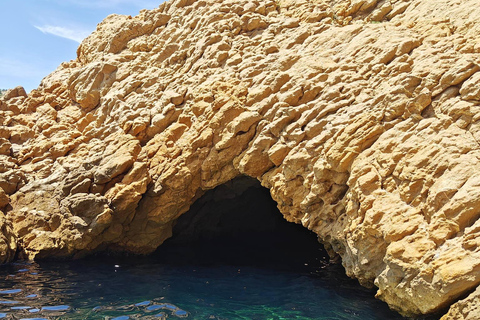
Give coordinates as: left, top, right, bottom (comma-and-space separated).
0, 300, 19, 305
146, 304, 163, 312
0, 289, 22, 294
174, 309, 188, 317
41, 305, 71, 311
11, 306, 32, 310
135, 300, 151, 307
0, 259, 405, 320
159, 303, 178, 311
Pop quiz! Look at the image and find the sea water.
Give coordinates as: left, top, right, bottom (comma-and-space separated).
0, 180, 437, 320
0, 253, 408, 320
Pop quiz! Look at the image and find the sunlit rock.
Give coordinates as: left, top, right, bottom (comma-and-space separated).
1, 0, 480, 317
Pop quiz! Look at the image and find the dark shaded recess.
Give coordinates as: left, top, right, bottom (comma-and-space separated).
155, 176, 330, 272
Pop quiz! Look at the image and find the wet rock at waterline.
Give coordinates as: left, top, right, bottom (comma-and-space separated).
1, 0, 480, 317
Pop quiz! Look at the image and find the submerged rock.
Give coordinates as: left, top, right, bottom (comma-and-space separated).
1, 0, 480, 317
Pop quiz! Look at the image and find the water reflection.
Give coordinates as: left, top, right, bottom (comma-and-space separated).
0, 257, 411, 320
0, 261, 189, 319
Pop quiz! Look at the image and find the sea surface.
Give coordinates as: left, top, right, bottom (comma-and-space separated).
0, 252, 407, 320
0, 180, 437, 320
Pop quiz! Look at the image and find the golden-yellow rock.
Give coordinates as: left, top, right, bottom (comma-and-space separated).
1, 0, 480, 318
0, 211, 16, 263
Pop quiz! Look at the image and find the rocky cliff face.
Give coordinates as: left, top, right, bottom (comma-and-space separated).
1, 0, 480, 317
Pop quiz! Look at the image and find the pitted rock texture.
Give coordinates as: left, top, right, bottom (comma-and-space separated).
441, 286, 480, 320
1, 0, 480, 317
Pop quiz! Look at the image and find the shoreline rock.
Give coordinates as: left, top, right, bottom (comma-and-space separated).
1, 0, 480, 317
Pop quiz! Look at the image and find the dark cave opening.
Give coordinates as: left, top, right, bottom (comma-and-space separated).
156, 176, 330, 272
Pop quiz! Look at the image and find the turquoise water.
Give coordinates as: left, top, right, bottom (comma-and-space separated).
0, 255, 406, 320
0, 179, 436, 319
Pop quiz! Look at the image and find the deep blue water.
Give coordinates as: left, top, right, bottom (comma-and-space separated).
0, 255, 407, 320
0, 178, 436, 319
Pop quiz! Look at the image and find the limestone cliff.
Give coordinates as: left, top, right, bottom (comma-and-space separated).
1, 0, 480, 317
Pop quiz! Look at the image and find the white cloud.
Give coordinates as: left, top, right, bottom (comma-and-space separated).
59, 0, 162, 9
34, 25, 91, 43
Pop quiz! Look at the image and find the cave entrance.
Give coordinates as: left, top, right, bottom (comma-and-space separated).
156, 176, 329, 271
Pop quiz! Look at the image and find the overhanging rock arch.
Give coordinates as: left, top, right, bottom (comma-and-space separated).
1, 0, 480, 318
157, 175, 327, 268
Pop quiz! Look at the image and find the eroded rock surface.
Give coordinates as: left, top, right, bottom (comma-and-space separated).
442, 287, 480, 320
1, 0, 480, 317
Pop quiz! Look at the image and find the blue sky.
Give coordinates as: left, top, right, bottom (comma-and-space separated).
0, 0, 164, 92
